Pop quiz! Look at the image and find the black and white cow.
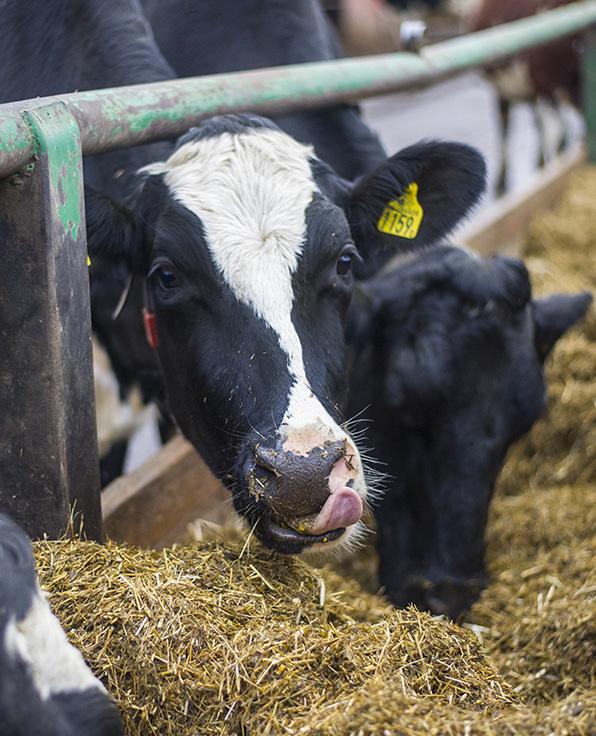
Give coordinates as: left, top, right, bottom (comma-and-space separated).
0, 514, 122, 735
87, 119, 487, 553
0, 0, 177, 488
1, 0, 485, 553
347, 245, 592, 617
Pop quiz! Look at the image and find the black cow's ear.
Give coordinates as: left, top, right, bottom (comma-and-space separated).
84, 186, 146, 273
533, 292, 592, 360
347, 140, 486, 275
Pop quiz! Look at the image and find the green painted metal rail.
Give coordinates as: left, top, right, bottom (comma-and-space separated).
1, 1, 596, 178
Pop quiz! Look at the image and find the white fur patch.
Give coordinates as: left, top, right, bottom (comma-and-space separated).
143, 127, 367, 516
4, 586, 104, 699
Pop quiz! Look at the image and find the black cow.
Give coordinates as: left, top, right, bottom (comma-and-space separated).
0, 514, 122, 736
347, 245, 592, 617
142, 0, 387, 182
0, 0, 177, 487
1, 0, 485, 554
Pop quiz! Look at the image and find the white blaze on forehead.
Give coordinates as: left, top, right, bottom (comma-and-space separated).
4, 585, 104, 699
144, 128, 315, 379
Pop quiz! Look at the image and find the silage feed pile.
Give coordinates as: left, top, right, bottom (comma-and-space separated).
33, 168, 594, 735
472, 484, 595, 705
34, 538, 514, 736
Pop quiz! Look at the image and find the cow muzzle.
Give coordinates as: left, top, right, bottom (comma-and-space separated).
244, 439, 363, 551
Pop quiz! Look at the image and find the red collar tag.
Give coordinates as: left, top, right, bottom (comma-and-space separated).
143, 308, 159, 349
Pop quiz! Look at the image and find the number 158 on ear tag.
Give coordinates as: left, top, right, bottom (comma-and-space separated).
377, 182, 424, 240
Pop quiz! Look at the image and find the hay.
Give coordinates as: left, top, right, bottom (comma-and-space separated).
34, 539, 512, 736
470, 485, 596, 703
525, 167, 596, 304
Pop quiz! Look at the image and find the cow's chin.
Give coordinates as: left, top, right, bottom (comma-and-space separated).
252, 514, 362, 556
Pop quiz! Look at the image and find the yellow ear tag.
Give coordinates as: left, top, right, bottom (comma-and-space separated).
86, 255, 91, 267
376, 182, 424, 240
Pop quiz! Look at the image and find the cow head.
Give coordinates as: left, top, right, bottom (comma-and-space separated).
348, 246, 592, 616
86, 115, 486, 554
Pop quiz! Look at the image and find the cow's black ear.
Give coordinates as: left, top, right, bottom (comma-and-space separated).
84, 186, 146, 273
533, 292, 592, 360
348, 141, 486, 275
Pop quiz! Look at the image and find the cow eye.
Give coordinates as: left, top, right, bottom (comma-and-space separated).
151, 265, 179, 290
159, 270, 177, 289
337, 245, 358, 276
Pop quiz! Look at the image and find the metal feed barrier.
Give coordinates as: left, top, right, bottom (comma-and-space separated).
1, 2, 595, 541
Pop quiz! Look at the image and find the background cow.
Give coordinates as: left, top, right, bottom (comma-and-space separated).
0, 514, 122, 735
141, 0, 387, 181
470, 0, 582, 193
347, 245, 592, 617
0, 0, 178, 487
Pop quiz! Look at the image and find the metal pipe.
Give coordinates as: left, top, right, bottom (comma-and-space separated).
1, 1, 595, 178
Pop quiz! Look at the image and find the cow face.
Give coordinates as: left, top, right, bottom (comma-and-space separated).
348, 248, 592, 616
86, 115, 486, 554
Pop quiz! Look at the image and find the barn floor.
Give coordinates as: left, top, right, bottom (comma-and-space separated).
34, 168, 595, 735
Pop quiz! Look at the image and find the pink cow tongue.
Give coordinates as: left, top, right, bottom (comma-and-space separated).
308, 486, 363, 534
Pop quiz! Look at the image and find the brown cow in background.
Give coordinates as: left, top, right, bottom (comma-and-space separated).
471, 0, 583, 193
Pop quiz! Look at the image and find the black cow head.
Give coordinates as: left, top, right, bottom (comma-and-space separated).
348, 246, 592, 616
86, 114, 485, 554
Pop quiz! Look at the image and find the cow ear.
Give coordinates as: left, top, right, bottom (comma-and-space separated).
84, 186, 147, 273
533, 292, 593, 360
347, 141, 486, 274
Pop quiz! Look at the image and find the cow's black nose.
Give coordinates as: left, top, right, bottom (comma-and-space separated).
248, 440, 346, 519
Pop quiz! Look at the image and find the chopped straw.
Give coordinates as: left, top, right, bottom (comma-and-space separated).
33, 167, 595, 734
35, 539, 512, 736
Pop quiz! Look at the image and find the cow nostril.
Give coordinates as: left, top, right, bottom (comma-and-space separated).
254, 445, 282, 475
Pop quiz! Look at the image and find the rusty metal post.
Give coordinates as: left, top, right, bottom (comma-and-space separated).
583, 27, 596, 161
0, 103, 102, 540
